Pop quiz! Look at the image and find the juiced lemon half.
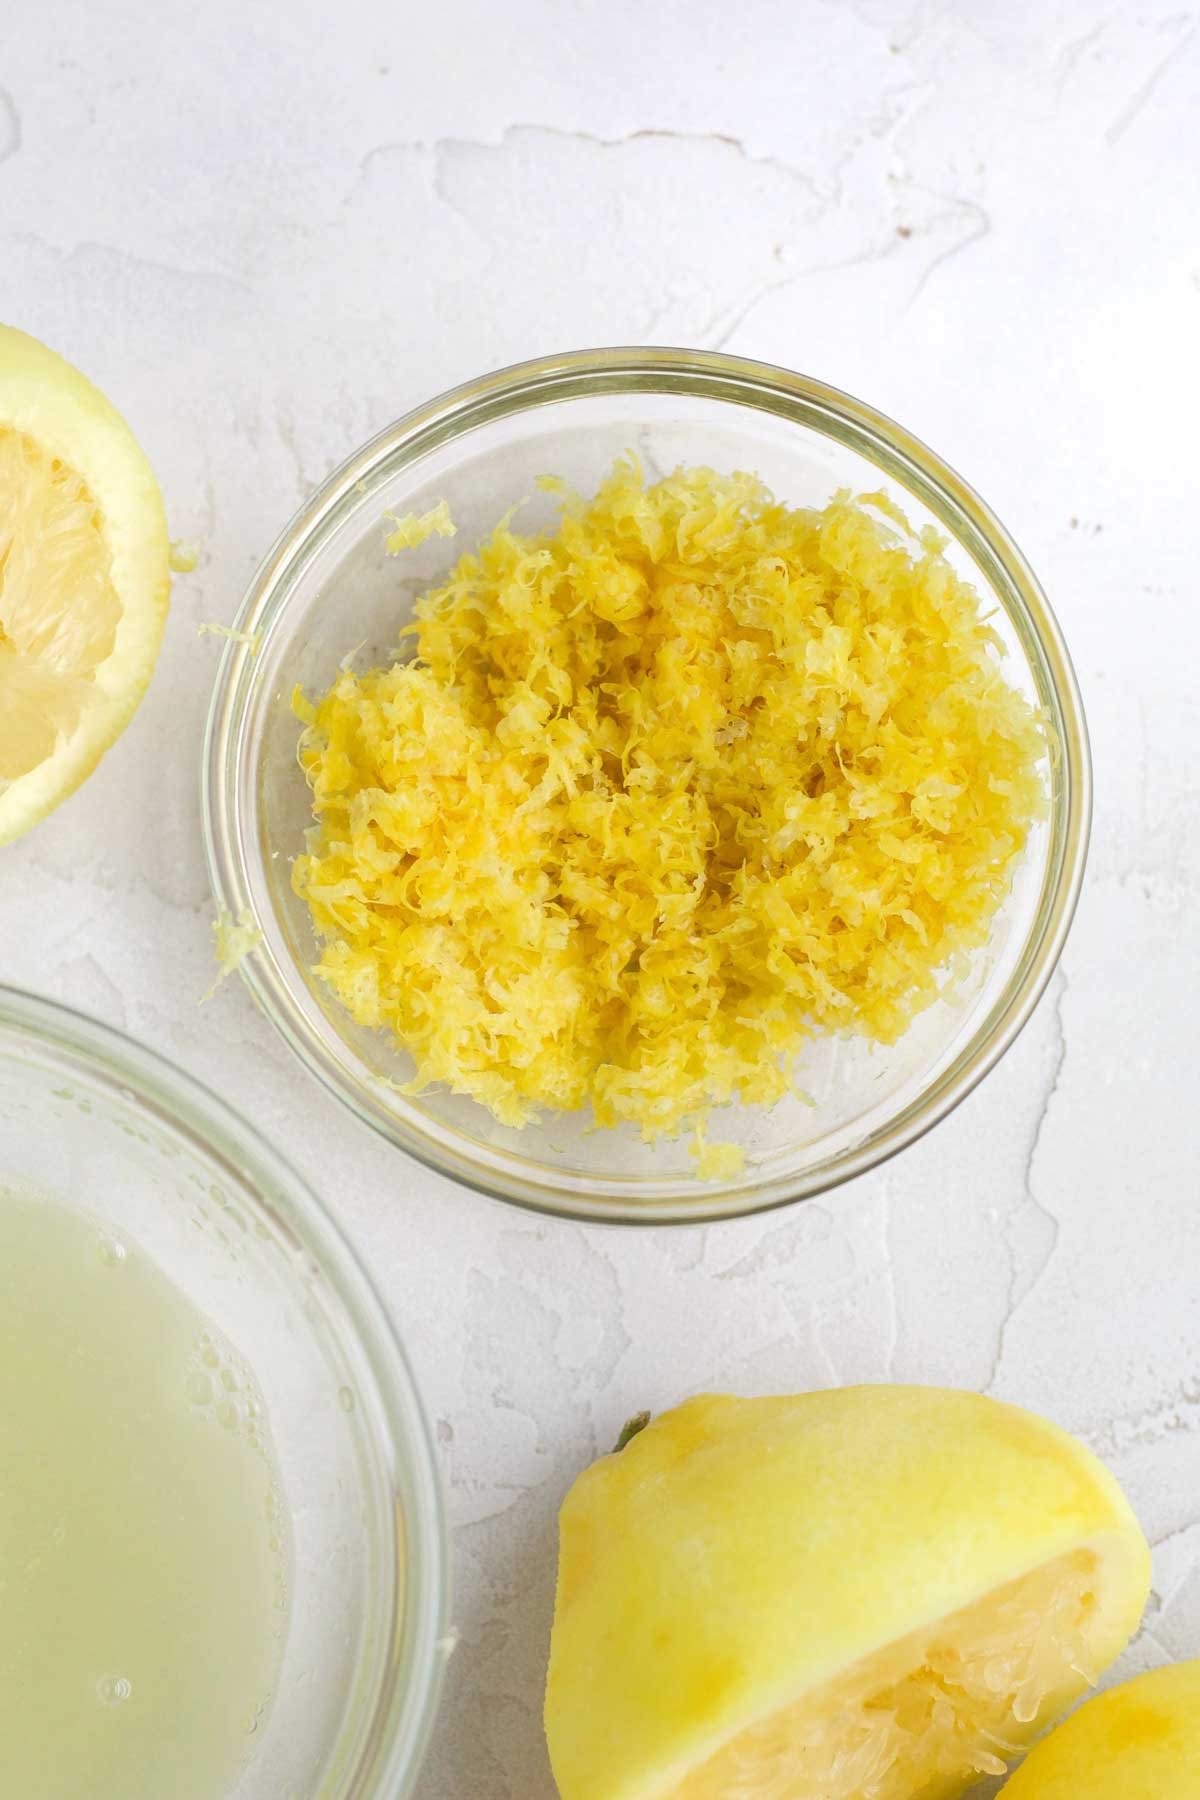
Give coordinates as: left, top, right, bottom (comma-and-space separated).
544, 1388, 1150, 1800
0, 325, 169, 845
1001, 1660, 1200, 1796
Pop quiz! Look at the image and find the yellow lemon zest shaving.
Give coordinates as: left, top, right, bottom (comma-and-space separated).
202, 906, 263, 1002
383, 499, 456, 555
293, 460, 1047, 1145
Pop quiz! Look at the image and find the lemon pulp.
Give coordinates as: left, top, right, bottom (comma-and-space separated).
0, 427, 121, 780
0, 1191, 289, 1799
0, 324, 169, 844
675, 1552, 1098, 1799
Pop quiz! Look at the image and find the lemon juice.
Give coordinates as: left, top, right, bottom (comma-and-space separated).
0, 1189, 289, 1799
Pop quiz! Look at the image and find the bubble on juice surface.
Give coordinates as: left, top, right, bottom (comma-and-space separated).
338, 1386, 356, 1413
98, 1675, 133, 1706
243, 1696, 269, 1735
97, 1235, 127, 1267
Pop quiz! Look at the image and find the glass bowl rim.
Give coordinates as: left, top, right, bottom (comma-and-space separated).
202, 345, 1092, 1227
0, 980, 450, 1796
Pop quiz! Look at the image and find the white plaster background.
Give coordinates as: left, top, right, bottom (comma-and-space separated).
3, 1, 1199, 1793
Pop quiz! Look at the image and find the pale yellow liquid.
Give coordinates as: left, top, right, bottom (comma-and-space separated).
0, 1191, 289, 1799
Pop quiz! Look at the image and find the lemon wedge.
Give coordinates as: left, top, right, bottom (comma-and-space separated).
544, 1388, 1150, 1800
0, 325, 169, 844
1001, 1660, 1200, 1796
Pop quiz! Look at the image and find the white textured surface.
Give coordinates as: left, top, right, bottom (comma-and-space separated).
4, 2, 1200, 1792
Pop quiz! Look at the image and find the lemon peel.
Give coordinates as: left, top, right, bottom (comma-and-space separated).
689, 1126, 745, 1183
294, 460, 1047, 1148
383, 499, 455, 555
201, 906, 263, 1002
198, 621, 262, 655
169, 539, 200, 573
1000, 1661, 1200, 1798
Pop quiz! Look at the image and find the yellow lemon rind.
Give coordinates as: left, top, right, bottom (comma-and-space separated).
1000, 1660, 1200, 1798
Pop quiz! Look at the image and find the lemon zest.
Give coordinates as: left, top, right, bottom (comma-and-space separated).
294, 460, 1047, 1143
201, 906, 263, 1002
169, 539, 200, 573
198, 621, 262, 655
690, 1127, 746, 1183
383, 499, 456, 555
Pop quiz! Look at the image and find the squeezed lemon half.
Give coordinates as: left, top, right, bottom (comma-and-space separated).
0, 325, 169, 845
544, 1388, 1150, 1800
1001, 1660, 1200, 1797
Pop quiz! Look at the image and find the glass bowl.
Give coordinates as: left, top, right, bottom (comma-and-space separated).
203, 348, 1090, 1226
0, 985, 447, 1797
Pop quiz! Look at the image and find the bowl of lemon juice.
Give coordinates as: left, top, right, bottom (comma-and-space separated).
0, 986, 447, 1800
